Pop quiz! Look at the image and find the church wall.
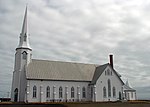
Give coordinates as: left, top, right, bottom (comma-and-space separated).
26, 80, 90, 102
14, 52, 21, 71
125, 91, 136, 100
95, 65, 123, 101
17, 49, 31, 102
11, 71, 20, 101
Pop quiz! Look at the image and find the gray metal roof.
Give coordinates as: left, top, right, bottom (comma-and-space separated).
123, 85, 136, 91
26, 59, 98, 81
90, 63, 109, 84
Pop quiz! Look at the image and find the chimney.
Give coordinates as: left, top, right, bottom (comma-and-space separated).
109, 54, 113, 68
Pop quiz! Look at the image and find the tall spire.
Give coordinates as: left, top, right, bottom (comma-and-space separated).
17, 5, 32, 50
21, 5, 27, 34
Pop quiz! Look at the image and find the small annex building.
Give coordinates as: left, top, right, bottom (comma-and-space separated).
11, 6, 136, 102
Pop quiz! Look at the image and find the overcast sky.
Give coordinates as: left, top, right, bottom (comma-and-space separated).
0, 0, 150, 99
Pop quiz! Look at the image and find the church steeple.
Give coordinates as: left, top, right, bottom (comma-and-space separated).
11, 6, 32, 102
17, 6, 31, 50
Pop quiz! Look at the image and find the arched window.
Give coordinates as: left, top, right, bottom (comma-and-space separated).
113, 87, 116, 97
33, 85, 37, 98
91, 87, 93, 98
71, 87, 74, 98
103, 87, 106, 98
119, 92, 122, 100
46, 86, 50, 98
82, 87, 86, 98
59, 86, 63, 98
14, 88, 18, 102
108, 79, 111, 97
22, 51, 27, 59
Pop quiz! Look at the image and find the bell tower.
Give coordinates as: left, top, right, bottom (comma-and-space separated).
11, 6, 32, 102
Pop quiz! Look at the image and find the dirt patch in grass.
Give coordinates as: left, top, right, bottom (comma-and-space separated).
0, 101, 150, 107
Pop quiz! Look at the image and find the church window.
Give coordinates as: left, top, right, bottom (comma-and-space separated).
33, 85, 37, 98
59, 86, 63, 98
108, 79, 111, 97
119, 92, 122, 100
82, 87, 86, 98
14, 88, 18, 102
103, 87, 106, 98
71, 87, 74, 98
91, 87, 93, 98
22, 51, 27, 59
46, 86, 50, 98
113, 87, 116, 97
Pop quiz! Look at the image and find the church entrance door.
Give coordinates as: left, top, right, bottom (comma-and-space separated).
14, 88, 18, 102
119, 92, 122, 100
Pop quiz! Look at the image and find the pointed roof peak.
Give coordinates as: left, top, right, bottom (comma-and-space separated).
16, 6, 32, 50
21, 6, 28, 34
26, 3, 28, 7
126, 79, 130, 87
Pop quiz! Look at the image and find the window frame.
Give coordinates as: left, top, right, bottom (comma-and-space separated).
59, 86, 63, 98
113, 87, 116, 97
103, 86, 107, 98
46, 86, 50, 98
22, 51, 27, 60
82, 87, 86, 98
33, 85, 37, 98
108, 79, 111, 97
71, 87, 75, 98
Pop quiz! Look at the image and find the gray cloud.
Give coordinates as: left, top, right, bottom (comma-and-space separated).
0, 0, 150, 99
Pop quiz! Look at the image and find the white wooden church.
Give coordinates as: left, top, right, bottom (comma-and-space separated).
11, 7, 136, 102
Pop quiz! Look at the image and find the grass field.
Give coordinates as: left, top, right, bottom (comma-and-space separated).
0, 101, 150, 107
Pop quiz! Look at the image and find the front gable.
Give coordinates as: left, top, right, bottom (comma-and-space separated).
93, 64, 125, 101
91, 64, 124, 85
102, 65, 124, 85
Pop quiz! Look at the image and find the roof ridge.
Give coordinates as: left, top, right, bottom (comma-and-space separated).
32, 59, 100, 65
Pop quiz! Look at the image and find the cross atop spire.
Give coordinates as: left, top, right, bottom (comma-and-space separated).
17, 5, 32, 50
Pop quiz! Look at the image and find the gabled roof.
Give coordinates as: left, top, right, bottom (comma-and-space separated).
26, 59, 98, 81
123, 85, 136, 91
123, 80, 136, 91
90, 63, 109, 84
26, 59, 124, 84
90, 64, 125, 85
